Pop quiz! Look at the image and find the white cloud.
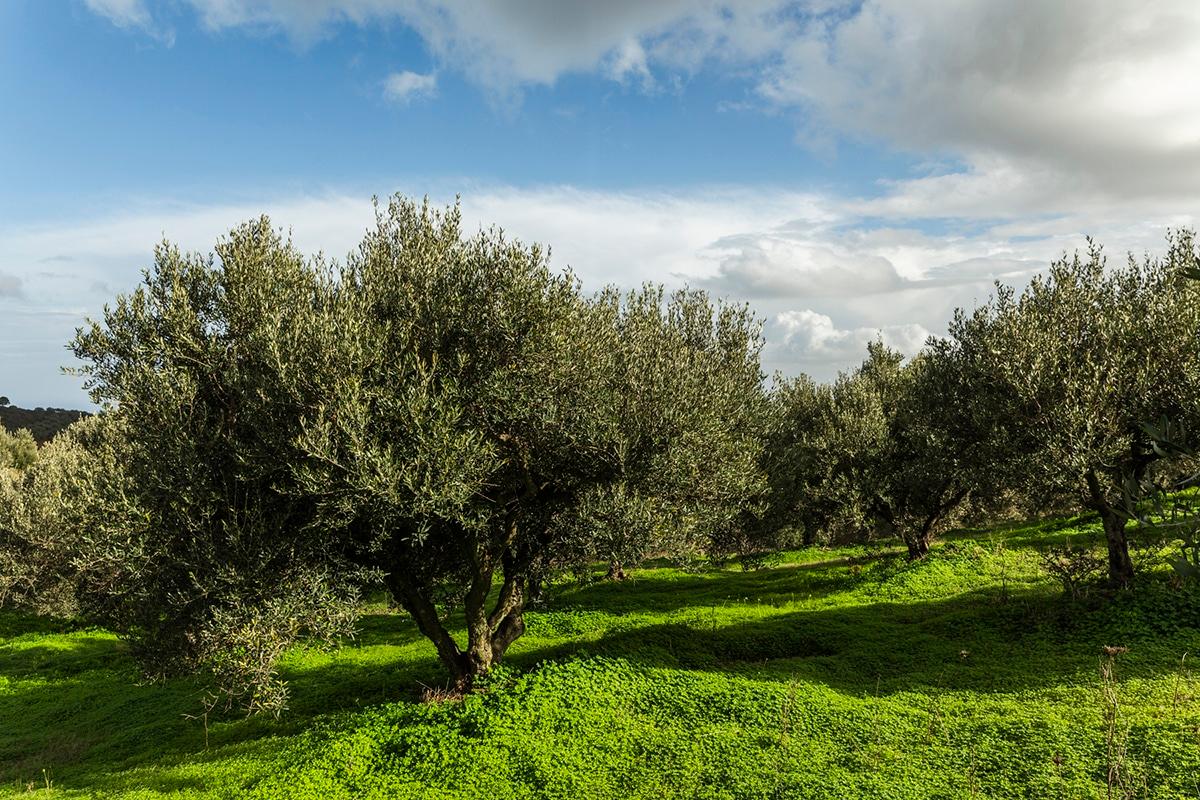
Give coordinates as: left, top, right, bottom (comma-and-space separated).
704, 234, 904, 297
84, 0, 174, 42
761, 1, 1200, 208
605, 39, 654, 89
82, 1, 1200, 213
771, 309, 930, 370
6, 182, 1194, 407
83, 0, 152, 29
460, 185, 828, 290
0, 272, 23, 298
699, 220, 1047, 305
382, 70, 437, 104
86, 0, 795, 91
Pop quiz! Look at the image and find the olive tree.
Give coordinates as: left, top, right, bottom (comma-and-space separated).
69, 221, 360, 712
64, 196, 767, 701
789, 340, 1002, 559
0, 423, 37, 474
951, 233, 1200, 587
291, 198, 768, 687
756, 375, 861, 548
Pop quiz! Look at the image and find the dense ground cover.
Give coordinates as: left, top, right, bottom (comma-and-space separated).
2, 514, 1199, 799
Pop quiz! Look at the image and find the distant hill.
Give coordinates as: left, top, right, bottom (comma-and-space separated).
0, 404, 89, 444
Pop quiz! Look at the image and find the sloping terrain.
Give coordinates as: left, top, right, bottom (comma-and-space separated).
2, 516, 1199, 799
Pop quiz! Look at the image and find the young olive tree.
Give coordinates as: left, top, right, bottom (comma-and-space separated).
756, 375, 859, 548
888, 335, 1026, 557
70, 221, 360, 713
807, 341, 999, 559
291, 198, 768, 688
952, 232, 1200, 587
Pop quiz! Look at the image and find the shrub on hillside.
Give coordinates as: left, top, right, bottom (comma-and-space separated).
0, 405, 87, 444
0, 423, 37, 473
0, 416, 119, 615
1039, 544, 1106, 600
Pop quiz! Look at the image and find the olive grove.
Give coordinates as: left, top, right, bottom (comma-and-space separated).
3, 199, 1200, 711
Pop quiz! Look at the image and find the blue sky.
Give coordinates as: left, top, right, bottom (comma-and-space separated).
1, 1, 912, 218
3, 1, 1199, 408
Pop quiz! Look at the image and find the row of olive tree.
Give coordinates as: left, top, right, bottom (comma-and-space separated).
4, 199, 1198, 708
763, 231, 1200, 588
761, 339, 1020, 560
0, 196, 770, 709
953, 235, 1200, 587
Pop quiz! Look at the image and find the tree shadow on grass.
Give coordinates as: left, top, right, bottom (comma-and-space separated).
3, 586, 1069, 791
2, 552, 1194, 795
545, 560, 864, 616
0, 652, 204, 787
515, 589, 1032, 693
941, 512, 1106, 551
510, 581, 1198, 699
0, 634, 120, 680
0, 611, 94, 640
0, 609, 444, 794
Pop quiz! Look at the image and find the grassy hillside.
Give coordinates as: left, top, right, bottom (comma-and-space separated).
2, 515, 1199, 799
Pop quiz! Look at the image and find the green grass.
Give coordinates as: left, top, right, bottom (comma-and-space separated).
3, 515, 1200, 798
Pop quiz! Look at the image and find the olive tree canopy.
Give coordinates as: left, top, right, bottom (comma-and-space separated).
64, 196, 768, 702
806, 341, 998, 559
292, 198, 768, 686
950, 232, 1200, 587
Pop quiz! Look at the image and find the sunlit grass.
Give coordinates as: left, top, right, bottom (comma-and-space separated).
2, 515, 1199, 798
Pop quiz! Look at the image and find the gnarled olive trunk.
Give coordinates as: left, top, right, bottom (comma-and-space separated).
904, 484, 972, 561
386, 544, 530, 691
1085, 469, 1135, 590
1099, 507, 1134, 590
905, 534, 931, 560
878, 504, 932, 561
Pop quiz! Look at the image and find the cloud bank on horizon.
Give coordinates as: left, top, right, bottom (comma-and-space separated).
3, 0, 1199, 407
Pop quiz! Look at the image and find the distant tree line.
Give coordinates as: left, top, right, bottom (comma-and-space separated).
1, 196, 1198, 713
0, 404, 88, 444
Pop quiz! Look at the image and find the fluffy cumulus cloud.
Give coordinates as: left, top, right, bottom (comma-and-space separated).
770, 309, 931, 371
761, 1, 1200, 204
382, 70, 437, 103
703, 234, 905, 298
83, 1, 1200, 204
